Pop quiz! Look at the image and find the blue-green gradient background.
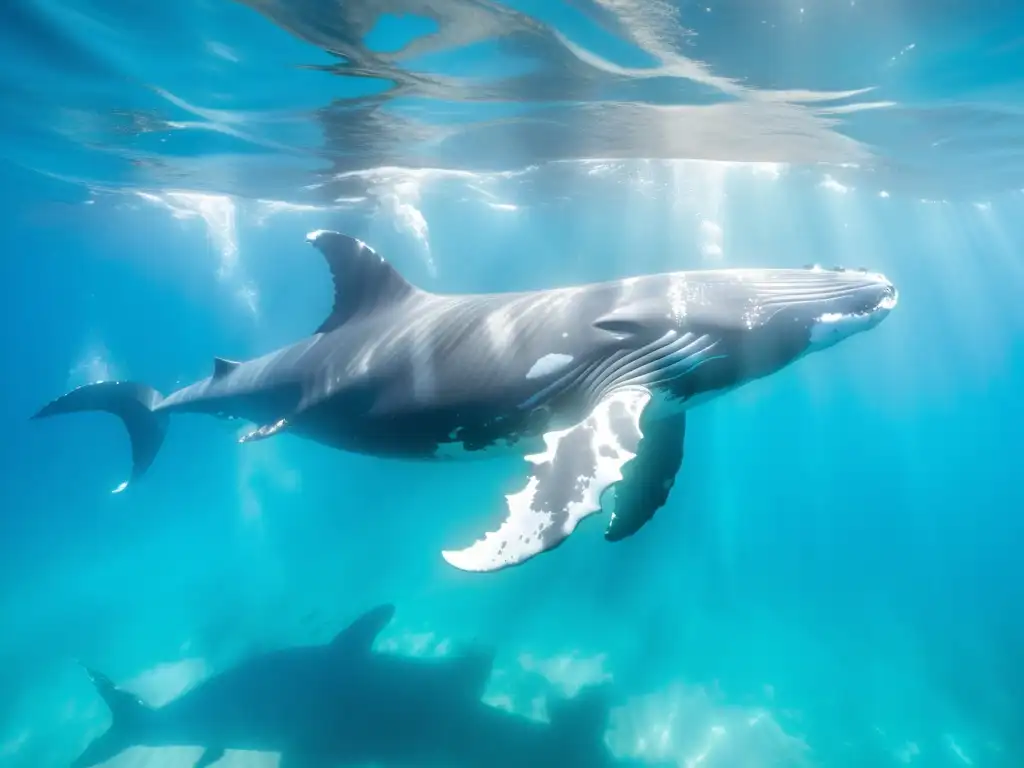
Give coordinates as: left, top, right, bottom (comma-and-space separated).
2, 2, 1024, 766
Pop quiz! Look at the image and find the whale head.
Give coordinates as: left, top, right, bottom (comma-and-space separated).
592, 265, 897, 404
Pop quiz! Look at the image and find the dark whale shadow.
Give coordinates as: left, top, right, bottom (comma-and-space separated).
71, 603, 677, 768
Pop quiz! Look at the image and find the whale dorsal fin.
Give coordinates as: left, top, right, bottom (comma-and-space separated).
306, 231, 417, 334
212, 357, 240, 379
329, 603, 396, 654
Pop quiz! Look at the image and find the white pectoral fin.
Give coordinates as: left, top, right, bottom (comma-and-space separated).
441, 387, 653, 573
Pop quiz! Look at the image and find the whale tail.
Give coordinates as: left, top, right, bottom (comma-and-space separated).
70, 667, 155, 768
32, 381, 167, 492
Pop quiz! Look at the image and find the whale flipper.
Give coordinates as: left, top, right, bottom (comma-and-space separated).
193, 747, 224, 768
32, 381, 167, 493
605, 412, 686, 542
549, 683, 611, 743
441, 387, 652, 572
306, 230, 419, 334
449, 645, 495, 700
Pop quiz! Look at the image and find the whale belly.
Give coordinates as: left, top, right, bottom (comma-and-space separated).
432, 430, 548, 461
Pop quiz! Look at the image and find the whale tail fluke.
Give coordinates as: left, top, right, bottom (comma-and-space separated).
32, 380, 167, 492
70, 667, 155, 768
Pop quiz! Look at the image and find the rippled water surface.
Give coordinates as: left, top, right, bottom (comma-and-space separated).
4, 0, 1024, 203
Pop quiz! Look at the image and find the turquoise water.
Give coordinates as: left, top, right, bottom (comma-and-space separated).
2, 1, 1023, 766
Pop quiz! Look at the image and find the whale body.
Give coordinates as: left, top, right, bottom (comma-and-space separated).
34, 231, 897, 571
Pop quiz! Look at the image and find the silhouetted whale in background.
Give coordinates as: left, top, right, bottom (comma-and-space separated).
34, 231, 897, 571
71, 604, 673, 768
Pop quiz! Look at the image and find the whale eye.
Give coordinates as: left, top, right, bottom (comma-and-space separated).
593, 318, 647, 336
593, 302, 666, 340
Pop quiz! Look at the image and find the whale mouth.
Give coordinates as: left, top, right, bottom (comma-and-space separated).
818, 275, 897, 320
807, 271, 897, 350
877, 284, 899, 311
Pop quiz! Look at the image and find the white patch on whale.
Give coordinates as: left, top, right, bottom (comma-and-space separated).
441, 386, 652, 572
525, 353, 574, 380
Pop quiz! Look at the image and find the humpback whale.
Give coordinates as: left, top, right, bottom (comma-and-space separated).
34, 231, 897, 571
70, 604, 672, 768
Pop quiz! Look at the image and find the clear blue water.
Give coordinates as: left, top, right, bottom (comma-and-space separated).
2, 1, 1023, 766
